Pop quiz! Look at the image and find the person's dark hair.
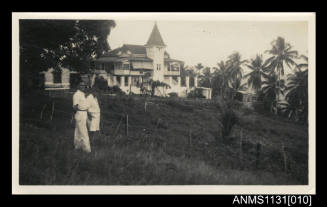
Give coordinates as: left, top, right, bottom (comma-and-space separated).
71, 75, 82, 90
91, 87, 99, 99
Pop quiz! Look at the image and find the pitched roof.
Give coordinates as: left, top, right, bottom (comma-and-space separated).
145, 23, 166, 47
122, 44, 147, 54
164, 58, 184, 64
101, 44, 170, 58
102, 44, 146, 57
94, 56, 153, 63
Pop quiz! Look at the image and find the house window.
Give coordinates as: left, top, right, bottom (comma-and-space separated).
124, 77, 128, 86
53, 70, 62, 83
132, 77, 139, 86
181, 77, 186, 86
116, 76, 121, 85
157, 64, 161, 71
167, 64, 171, 71
108, 63, 114, 70
123, 63, 130, 70
190, 77, 195, 87
171, 63, 180, 71
115, 63, 122, 69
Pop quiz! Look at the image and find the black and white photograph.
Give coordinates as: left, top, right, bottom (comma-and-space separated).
12, 12, 315, 194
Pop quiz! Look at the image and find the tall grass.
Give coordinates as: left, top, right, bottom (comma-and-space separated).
19, 92, 308, 185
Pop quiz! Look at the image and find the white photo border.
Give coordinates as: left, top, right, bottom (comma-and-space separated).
12, 12, 316, 195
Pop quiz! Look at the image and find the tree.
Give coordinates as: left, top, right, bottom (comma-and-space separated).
20, 20, 116, 91
194, 63, 204, 74
283, 55, 308, 122
229, 77, 247, 100
226, 52, 247, 82
61, 20, 116, 73
199, 67, 212, 88
146, 79, 171, 97
211, 61, 230, 98
244, 54, 268, 94
261, 74, 286, 113
182, 65, 196, 77
264, 37, 298, 113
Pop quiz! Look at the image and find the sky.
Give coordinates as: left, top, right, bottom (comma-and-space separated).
108, 20, 308, 74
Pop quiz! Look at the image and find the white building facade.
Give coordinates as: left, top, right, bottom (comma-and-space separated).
92, 22, 207, 98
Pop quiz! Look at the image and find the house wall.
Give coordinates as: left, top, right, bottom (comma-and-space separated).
61, 68, 70, 84
146, 46, 165, 81
201, 88, 212, 99
43, 68, 71, 89
44, 69, 54, 83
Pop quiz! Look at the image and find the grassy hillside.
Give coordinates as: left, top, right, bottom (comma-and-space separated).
19, 91, 308, 185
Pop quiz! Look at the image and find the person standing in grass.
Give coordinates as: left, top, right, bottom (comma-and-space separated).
73, 82, 91, 153
86, 87, 101, 151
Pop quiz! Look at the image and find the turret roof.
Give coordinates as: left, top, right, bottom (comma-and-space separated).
145, 22, 166, 47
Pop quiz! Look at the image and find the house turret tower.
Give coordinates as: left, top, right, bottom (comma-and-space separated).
145, 22, 166, 81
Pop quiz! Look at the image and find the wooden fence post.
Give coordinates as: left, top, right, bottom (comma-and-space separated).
255, 143, 261, 169
189, 128, 192, 149
125, 114, 129, 136
70, 112, 74, 124
239, 128, 243, 166
113, 115, 123, 139
50, 102, 55, 121
281, 142, 287, 172
40, 104, 47, 120
189, 128, 193, 158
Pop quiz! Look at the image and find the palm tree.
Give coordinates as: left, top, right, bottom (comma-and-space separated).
244, 54, 268, 94
283, 55, 308, 122
226, 52, 247, 82
195, 63, 204, 74
229, 77, 247, 100
148, 79, 171, 97
199, 67, 212, 88
212, 61, 230, 98
261, 73, 286, 113
297, 55, 308, 71
264, 37, 298, 113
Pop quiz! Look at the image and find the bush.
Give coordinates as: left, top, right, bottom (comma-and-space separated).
187, 88, 205, 99
253, 101, 266, 114
220, 108, 238, 139
241, 105, 253, 116
108, 86, 126, 95
217, 100, 239, 139
166, 99, 194, 112
168, 92, 178, 98
93, 76, 108, 92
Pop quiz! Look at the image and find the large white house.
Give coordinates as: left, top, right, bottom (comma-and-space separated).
92, 22, 207, 98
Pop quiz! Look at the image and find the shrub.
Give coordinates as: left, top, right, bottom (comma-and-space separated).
252, 101, 266, 114
187, 88, 205, 99
241, 105, 253, 116
168, 92, 178, 98
166, 99, 194, 112
109, 86, 126, 95
93, 76, 108, 92
220, 108, 238, 139
217, 100, 239, 139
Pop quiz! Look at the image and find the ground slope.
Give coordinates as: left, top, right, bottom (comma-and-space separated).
19, 91, 308, 185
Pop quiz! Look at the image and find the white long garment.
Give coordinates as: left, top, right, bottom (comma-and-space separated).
86, 94, 101, 132
73, 90, 91, 153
